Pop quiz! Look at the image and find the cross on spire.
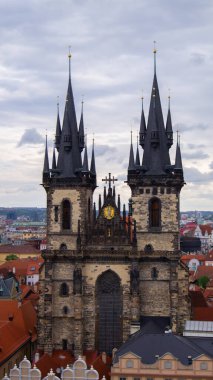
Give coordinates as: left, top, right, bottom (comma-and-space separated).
102, 173, 117, 189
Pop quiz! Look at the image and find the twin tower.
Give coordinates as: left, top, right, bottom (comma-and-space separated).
38, 53, 190, 356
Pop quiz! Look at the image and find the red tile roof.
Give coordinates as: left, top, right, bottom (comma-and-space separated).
193, 307, 213, 321
181, 254, 206, 262
0, 244, 40, 255
192, 266, 213, 281
0, 300, 37, 364
0, 256, 44, 278
199, 225, 212, 235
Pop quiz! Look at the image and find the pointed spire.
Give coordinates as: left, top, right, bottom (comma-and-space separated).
43, 134, 50, 183
135, 135, 140, 166
128, 130, 135, 171
175, 132, 183, 171
52, 147, 56, 170
79, 99, 85, 152
166, 92, 173, 148
90, 138, 96, 176
55, 98, 62, 152
139, 95, 146, 148
98, 194, 101, 212
82, 133, 89, 173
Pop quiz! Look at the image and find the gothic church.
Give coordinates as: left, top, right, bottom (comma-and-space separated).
38, 52, 190, 356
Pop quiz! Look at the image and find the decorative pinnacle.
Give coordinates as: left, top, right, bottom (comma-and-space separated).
137, 134, 138, 146
68, 45, 71, 78
57, 96, 59, 112
168, 88, 171, 109
81, 94, 84, 111
153, 40, 157, 74
130, 129, 133, 144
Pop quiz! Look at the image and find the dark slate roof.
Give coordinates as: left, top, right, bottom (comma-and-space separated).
140, 316, 171, 333
114, 331, 213, 365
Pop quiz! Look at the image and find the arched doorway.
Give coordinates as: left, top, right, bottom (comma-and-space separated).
95, 270, 122, 354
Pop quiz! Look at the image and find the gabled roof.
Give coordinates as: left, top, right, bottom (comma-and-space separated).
113, 331, 213, 366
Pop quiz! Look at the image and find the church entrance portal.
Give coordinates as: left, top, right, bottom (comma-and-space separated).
95, 270, 122, 354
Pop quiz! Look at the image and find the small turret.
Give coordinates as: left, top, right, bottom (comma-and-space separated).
42, 135, 50, 184
135, 136, 140, 166
174, 133, 183, 172
90, 138, 96, 176
52, 148, 57, 171
139, 97, 146, 148
166, 95, 173, 148
79, 101, 85, 152
128, 131, 135, 172
55, 102, 62, 152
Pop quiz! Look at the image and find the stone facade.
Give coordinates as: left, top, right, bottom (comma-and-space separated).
38, 58, 191, 357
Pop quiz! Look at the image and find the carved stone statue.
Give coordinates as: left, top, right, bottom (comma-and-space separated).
73, 268, 82, 295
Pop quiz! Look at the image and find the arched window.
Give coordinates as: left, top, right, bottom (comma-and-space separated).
149, 198, 161, 228
62, 200, 71, 230
60, 282, 69, 297
151, 267, 158, 280
63, 306, 68, 315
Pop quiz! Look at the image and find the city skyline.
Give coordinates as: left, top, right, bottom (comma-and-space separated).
0, 0, 212, 209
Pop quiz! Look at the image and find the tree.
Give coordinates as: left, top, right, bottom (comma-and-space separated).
196, 275, 210, 289
5, 254, 18, 261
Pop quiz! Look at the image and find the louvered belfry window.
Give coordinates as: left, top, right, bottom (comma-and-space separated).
150, 198, 161, 227
62, 200, 71, 230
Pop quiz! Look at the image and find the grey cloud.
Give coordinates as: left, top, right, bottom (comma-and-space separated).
184, 167, 213, 183
182, 150, 209, 160
17, 128, 45, 147
92, 145, 117, 157
188, 143, 205, 149
190, 52, 206, 65
174, 123, 208, 133
209, 161, 213, 170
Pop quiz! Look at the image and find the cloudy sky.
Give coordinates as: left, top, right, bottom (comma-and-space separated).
0, 0, 212, 210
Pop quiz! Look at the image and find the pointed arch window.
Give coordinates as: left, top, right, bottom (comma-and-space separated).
149, 197, 161, 228
60, 282, 69, 297
62, 200, 71, 230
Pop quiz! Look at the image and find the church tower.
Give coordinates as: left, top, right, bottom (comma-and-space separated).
38, 50, 190, 358
38, 54, 97, 355
127, 48, 190, 332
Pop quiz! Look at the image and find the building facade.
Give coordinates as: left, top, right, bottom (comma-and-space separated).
38, 53, 190, 356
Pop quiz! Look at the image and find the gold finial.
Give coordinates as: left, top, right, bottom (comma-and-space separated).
68, 45, 72, 59
153, 41, 157, 74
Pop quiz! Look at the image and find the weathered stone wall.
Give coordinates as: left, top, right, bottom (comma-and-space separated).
139, 261, 171, 316
132, 186, 179, 250
46, 187, 93, 250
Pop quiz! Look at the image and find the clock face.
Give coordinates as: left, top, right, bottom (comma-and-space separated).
103, 205, 115, 220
